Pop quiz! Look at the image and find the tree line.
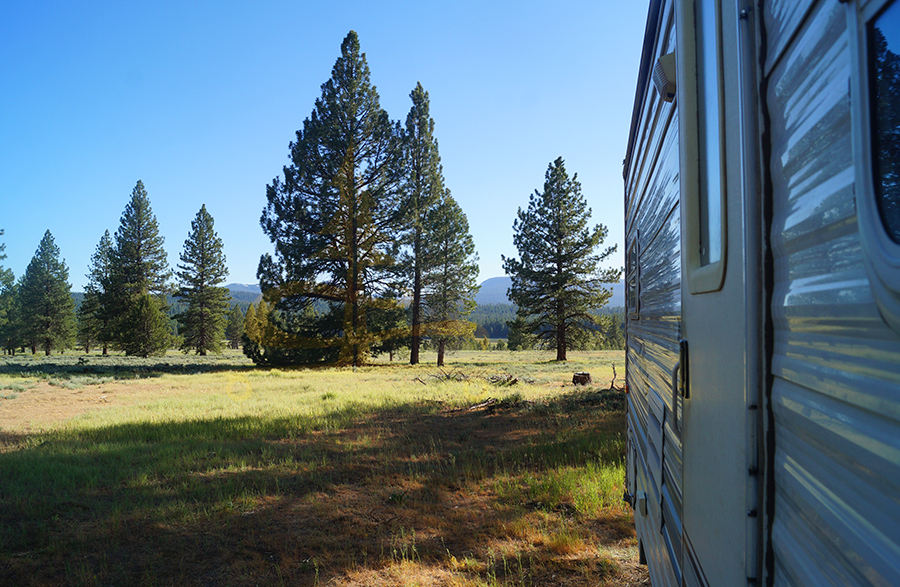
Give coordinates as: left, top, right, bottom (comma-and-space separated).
472, 303, 625, 351
0, 184, 235, 357
245, 30, 620, 365
0, 30, 621, 364
247, 30, 479, 367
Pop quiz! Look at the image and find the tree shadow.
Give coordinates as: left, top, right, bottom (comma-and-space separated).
0, 391, 634, 586
0, 354, 259, 379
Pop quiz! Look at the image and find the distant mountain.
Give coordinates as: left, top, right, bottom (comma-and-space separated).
224, 283, 262, 306
475, 277, 512, 305
73, 284, 262, 313
475, 276, 624, 308
225, 283, 261, 294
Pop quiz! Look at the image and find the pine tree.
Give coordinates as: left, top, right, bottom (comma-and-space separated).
0, 229, 15, 354
502, 158, 621, 361
401, 82, 445, 365
119, 293, 172, 357
225, 304, 244, 350
421, 190, 480, 366
243, 303, 258, 343
257, 31, 405, 366
1, 283, 20, 355
175, 205, 230, 355
77, 231, 114, 354
366, 295, 409, 361
104, 180, 172, 355
17, 230, 76, 355
240, 299, 270, 364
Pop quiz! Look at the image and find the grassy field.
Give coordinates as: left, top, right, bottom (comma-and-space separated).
0, 349, 647, 587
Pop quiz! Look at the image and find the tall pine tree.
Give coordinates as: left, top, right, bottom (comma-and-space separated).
257, 30, 405, 366
0, 229, 16, 354
225, 304, 244, 350
77, 230, 114, 354
175, 205, 230, 355
502, 158, 620, 361
18, 230, 76, 355
422, 190, 480, 366
401, 82, 445, 365
104, 180, 172, 356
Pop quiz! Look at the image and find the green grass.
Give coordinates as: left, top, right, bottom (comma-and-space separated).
0, 350, 634, 586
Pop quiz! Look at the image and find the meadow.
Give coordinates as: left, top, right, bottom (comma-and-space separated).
0, 349, 647, 587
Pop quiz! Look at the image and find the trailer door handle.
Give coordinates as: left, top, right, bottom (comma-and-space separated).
671, 339, 689, 433
671, 358, 681, 431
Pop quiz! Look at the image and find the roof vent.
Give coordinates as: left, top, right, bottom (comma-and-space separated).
653, 52, 676, 102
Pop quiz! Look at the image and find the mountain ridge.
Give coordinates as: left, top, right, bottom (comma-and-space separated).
475, 276, 624, 307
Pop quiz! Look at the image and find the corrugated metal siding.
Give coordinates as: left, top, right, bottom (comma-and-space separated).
763, 0, 817, 75
765, 1, 900, 585
625, 2, 681, 586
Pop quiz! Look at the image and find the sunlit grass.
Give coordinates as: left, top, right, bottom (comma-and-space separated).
0, 350, 635, 586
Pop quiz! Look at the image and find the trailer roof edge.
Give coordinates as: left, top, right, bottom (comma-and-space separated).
624, 0, 663, 180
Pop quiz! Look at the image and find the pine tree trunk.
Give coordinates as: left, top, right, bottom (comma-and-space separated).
410, 230, 422, 365
557, 317, 567, 362
437, 339, 445, 367
350, 181, 362, 368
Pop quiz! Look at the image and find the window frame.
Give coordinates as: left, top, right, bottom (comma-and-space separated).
627, 233, 641, 320
850, 0, 900, 333
676, 0, 728, 294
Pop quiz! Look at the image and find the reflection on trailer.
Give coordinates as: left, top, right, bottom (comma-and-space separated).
622, 1, 900, 586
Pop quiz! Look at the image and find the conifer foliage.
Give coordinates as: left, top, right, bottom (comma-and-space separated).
104, 180, 173, 356
422, 190, 480, 366
257, 30, 405, 366
175, 205, 230, 355
225, 304, 244, 350
401, 82, 445, 365
502, 158, 620, 361
18, 230, 76, 355
0, 229, 16, 354
77, 230, 114, 354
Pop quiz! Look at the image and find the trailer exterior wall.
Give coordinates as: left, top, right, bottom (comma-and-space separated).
763, 1, 900, 584
626, 0, 900, 585
624, 1, 683, 586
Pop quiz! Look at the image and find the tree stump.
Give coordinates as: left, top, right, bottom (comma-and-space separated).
572, 372, 592, 385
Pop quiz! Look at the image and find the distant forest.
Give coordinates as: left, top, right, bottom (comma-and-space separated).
72, 289, 261, 318
472, 302, 624, 340
71, 292, 622, 345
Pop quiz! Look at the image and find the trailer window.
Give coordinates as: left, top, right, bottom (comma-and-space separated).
676, 0, 727, 294
696, 0, 724, 265
869, 2, 900, 243
627, 236, 640, 319
852, 0, 900, 333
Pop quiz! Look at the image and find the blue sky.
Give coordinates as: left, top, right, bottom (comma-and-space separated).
1, 1, 647, 291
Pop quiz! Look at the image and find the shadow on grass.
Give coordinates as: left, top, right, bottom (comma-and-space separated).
0, 354, 259, 379
0, 390, 633, 587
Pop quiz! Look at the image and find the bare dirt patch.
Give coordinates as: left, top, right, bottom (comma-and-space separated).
0, 381, 129, 437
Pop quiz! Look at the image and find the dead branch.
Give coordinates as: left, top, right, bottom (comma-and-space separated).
609, 362, 625, 391
489, 374, 519, 386
468, 398, 498, 411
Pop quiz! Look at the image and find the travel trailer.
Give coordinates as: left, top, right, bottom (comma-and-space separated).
623, 1, 900, 586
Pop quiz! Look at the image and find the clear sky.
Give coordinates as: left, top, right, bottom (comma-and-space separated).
1, 1, 647, 292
